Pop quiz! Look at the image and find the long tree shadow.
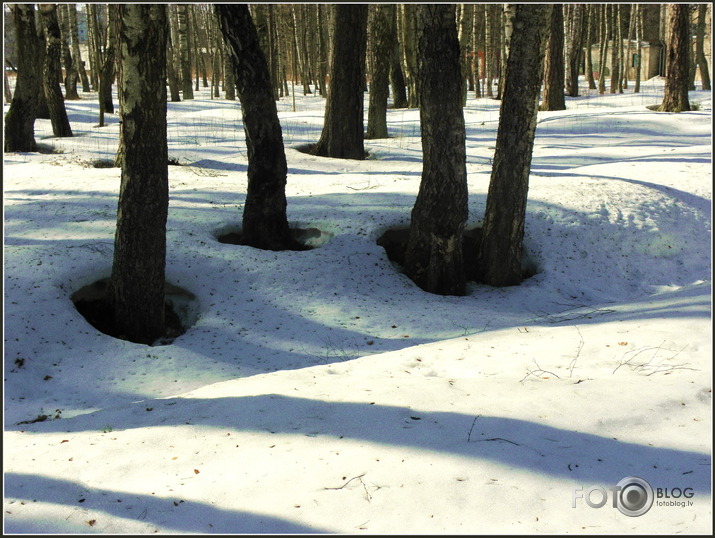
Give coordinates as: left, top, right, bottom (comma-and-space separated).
13, 395, 711, 494
4, 473, 328, 534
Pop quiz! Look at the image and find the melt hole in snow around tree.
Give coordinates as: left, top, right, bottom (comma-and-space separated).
90, 158, 116, 169
71, 277, 199, 346
293, 143, 370, 160
214, 224, 335, 250
376, 226, 539, 285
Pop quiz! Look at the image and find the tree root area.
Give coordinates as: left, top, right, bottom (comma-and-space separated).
377, 226, 537, 287
71, 278, 190, 345
217, 227, 323, 251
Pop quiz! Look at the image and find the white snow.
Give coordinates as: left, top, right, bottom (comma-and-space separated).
3, 76, 712, 534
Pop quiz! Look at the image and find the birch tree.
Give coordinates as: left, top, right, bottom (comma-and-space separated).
111, 4, 169, 344
404, 4, 467, 296
478, 4, 551, 287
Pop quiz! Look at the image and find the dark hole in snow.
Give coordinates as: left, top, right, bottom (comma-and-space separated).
90, 158, 116, 169
215, 224, 334, 250
377, 226, 538, 286
293, 143, 370, 160
71, 278, 198, 346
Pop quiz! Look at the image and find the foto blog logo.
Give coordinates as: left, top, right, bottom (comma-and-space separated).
572, 476, 655, 517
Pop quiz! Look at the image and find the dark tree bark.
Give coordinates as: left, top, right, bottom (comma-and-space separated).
471, 7, 481, 98
400, 4, 420, 108
456, 4, 472, 107
4, 71, 12, 104
111, 4, 169, 345
366, 4, 393, 139
609, 4, 622, 94
478, 4, 551, 287
634, 4, 643, 93
86, 3, 101, 91
540, 4, 566, 111
4, 4, 42, 152
215, 5, 301, 251
39, 4, 72, 137
659, 4, 691, 112
389, 15, 408, 109
177, 4, 194, 100
222, 42, 236, 101
58, 4, 80, 100
483, 4, 494, 97
565, 4, 584, 97
166, 34, 181, 102
597, 4, 610, 95
112, 5, 126, 168
98, 5, 116, 124
404, 4, 467, 296
585, 5, 597, 90
695, 4, 711, 91
252, 4, 279, 99
67, 4, 90, 92
315, 5, 328, 98
312, 5, 368, 160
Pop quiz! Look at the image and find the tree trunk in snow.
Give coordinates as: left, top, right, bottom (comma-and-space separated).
404, 4, 468, 296
111, 4, 169, 345
565, 3, 584, 97
540, 4, 566, 111
366, 4, 393, 139
659, 4, 691, 112
5, 4, 42, 152
478, 4, 551, 287
215, 4, 301, 251
312, 5, 368, 160
39, 3, 73, 137
695, 4, 711, 91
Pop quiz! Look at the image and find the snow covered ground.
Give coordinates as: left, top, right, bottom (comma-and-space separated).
3, 77, 712, 534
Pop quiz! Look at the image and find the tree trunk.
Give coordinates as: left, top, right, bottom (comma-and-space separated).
252, 4, 278, 99
659, 4, 691, 112
5, 4, 42, 152
215, 5, 300, 251
472, 7, 481, 98
312, 5, 368, 160
540, 4, 566, 111
166, 33, 181, 102
315, 5, 328, 98
695, 4, 711, 91
389, 7, 408, 109
404, 4, 468, 296
478, 4, 551, 287
634, 4, 642, 93
597, 5, 609, 95
400, 5, 420, 108
189, 6, 208, 89
566, 4, 584, 97
610, 4, 622, 94
98, 5, 116, 125
457, 4, 472, 107
4, 71, 12, 104
223, 43, 236, 100
585, 5, 597, 90
623, 5, 635, 89
177, 4, 194, 100
39, 4, 73, 137
500, 4, 516, 98
112, 5, 125, 168
86, 4, 101, 91
484, 4, 493, 97
67, 4, 90, 92
111, 4, 169, 345
58, 4, 80, 100
366, 4, 393, 139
